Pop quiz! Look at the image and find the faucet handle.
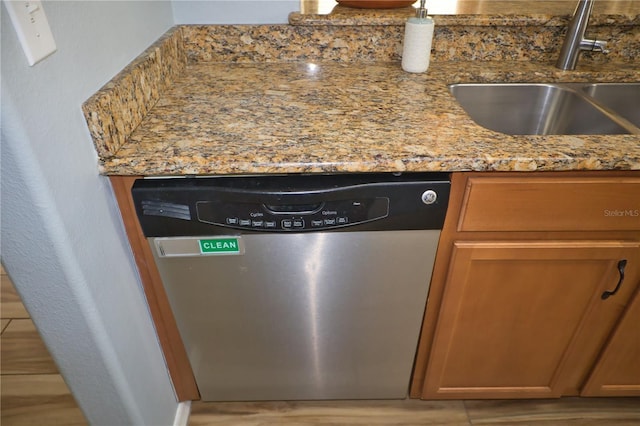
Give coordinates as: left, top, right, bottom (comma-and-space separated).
592, 40, 609, 54
580, 38, 610, 54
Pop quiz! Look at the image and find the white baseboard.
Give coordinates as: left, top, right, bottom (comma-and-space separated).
173, 400, 192, 426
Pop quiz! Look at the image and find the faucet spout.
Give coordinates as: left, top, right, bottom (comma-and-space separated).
555, 0, 609, 70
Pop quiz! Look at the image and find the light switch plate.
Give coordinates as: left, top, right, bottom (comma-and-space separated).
4, 0, 57, 66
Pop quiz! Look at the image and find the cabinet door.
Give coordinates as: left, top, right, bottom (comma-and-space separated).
581, 285, 640, 397
422, 241, 640, 399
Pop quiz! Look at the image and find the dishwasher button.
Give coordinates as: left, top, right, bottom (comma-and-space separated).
252, 220, 264, 227
282, 219, 293, 229
293, 219, 305, 228
265, 221, 277, 228
226, 217, 239, 225
337, 217, 349, 225
311, 220, 324, 227
324, 218, 336, 226
239, 219, 251, 227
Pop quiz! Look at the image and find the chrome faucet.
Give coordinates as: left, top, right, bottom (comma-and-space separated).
555, 0, 609, 70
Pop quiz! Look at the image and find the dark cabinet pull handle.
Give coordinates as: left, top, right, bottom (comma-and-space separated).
601, 259, 627, 300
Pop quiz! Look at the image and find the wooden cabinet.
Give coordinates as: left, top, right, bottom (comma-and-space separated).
424, 241, 639, 399
411, 171, 640, 400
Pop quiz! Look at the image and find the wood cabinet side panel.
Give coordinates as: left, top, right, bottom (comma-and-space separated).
109, 176, 200, 402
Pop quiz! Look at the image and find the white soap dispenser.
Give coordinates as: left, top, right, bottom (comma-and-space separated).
401, 0, 434, 73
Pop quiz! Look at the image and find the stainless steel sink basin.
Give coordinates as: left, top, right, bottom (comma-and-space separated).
449, 83, 640, 135
579, 83, 640, 128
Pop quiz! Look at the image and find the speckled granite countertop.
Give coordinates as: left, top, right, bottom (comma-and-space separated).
104, 60, 640, 175
83, 3, 640, 176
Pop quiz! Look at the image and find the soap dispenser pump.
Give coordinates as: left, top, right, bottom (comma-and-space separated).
401, 0, 434, 73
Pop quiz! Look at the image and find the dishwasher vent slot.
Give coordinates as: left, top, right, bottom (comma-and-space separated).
141, 200, 191, 221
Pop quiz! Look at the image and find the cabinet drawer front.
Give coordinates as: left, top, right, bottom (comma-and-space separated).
459, 177, 640, 232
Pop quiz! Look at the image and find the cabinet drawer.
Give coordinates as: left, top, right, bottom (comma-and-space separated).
459, 177, 640, 232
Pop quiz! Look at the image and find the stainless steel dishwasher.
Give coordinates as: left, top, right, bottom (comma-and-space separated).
132, 173, 450, 401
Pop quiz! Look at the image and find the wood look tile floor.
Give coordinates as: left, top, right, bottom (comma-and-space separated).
2, 265, 639, 425
189, 397, 640, 425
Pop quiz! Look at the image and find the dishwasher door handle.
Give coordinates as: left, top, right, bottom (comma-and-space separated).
153, 236, 245, 257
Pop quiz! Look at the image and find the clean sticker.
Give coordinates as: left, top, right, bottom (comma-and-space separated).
199, 238, 240, 254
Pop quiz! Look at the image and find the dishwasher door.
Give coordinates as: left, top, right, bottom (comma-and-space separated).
149, 229, 439, 401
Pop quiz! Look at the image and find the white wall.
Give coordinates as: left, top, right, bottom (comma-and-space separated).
172, 0, 298, 24
1, 1, 178, 425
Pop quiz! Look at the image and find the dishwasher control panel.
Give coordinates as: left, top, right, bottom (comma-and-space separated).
131, 173, 451, 236
196, 197, 389, 231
